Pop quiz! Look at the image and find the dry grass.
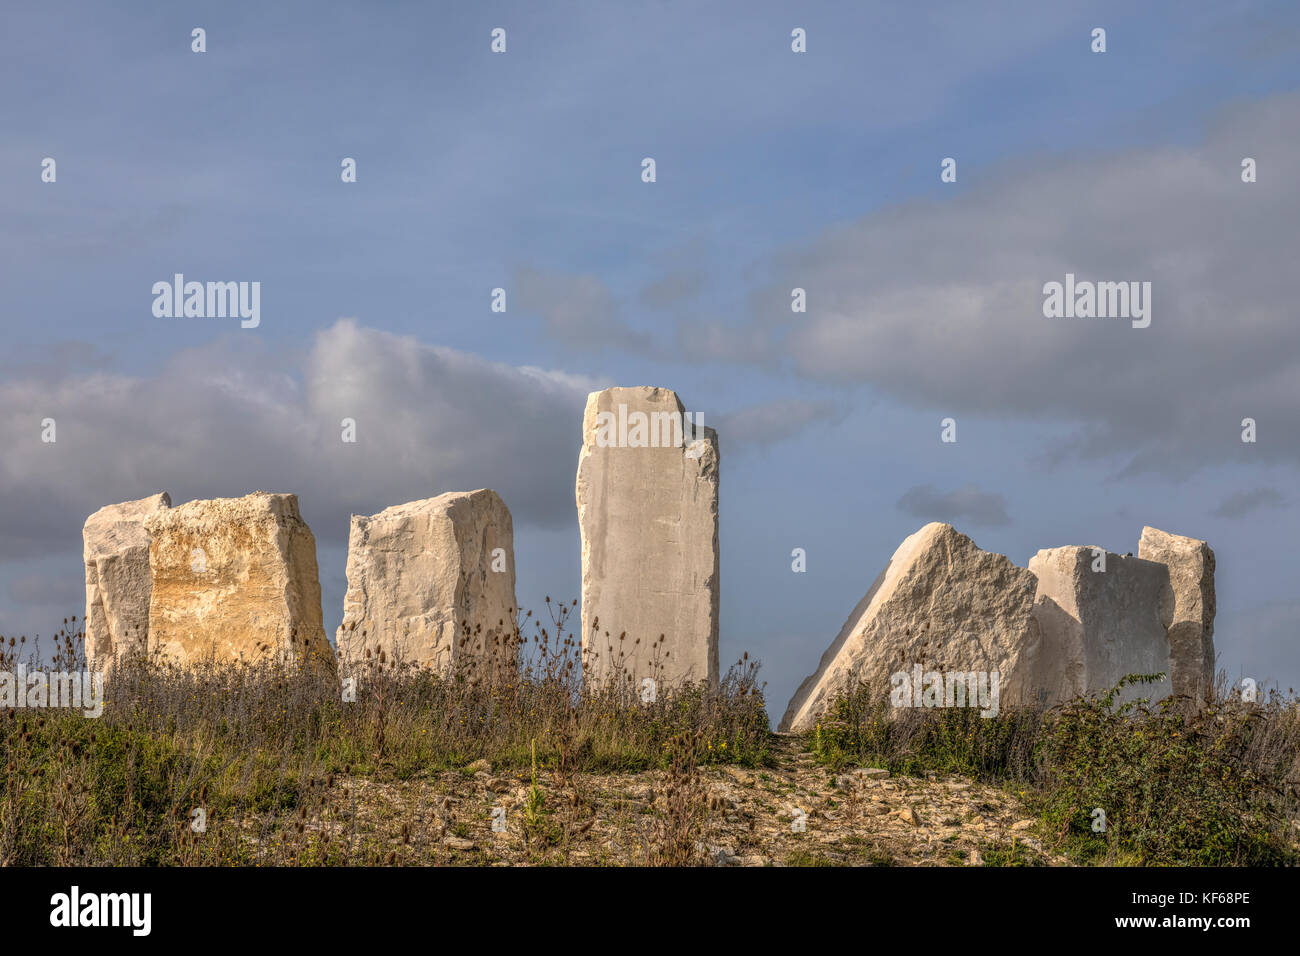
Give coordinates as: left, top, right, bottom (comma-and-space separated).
0, 603, 769, 865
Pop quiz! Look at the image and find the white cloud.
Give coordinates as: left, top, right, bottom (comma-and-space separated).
0, 319, 601, 563
733, 93, 1300, 477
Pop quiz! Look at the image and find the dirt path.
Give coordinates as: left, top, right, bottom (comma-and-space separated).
312, 734, 1065, 865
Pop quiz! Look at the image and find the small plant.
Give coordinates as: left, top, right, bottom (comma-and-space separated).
647, 729, 708, 866
979, 839, 1042, 867
521, 738, 556, 847
785, 849, 841, 866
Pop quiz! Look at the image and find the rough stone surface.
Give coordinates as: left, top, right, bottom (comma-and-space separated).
577, 386, 719, 689
144, 492, 334, 672
83, 493, 171, 673
336, 489, 517, 677
780, 523, 1042, 733
1138, 527, 1216, 701
302, 737, 1071, 867
1028, 546, 1173, 705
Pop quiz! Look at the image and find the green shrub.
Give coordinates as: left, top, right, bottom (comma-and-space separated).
1034, 675, 1300, 865
809, 679, 1041, 780
806, 673, 1300, 866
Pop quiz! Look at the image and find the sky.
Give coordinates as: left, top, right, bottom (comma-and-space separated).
2, 0, 1298, 722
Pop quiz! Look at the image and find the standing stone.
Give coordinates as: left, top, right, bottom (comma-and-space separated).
779, 523, 1042, 733
336, 489, 518, 678
1138, 527, 1216, 701
577, 386, 719, 690
1028, 546, 1173, 705
144, 492, 334, 672
83, 493, 171, 674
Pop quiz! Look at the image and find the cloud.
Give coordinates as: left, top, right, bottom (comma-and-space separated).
715, 399, 842, 451
726, 93, 1300, 478
0, 341, 114, 377
0, 553, 86, 640
896, 484, 1011, 528
0, 319, 601, 563
640, 270, 707, 309
672, 316, 784, 368
1213, 487, 1286, 519
1220, 599, 1300, 694
514, 266, 653, 352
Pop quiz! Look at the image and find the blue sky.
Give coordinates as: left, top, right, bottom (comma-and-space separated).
2, 0, 1298, 720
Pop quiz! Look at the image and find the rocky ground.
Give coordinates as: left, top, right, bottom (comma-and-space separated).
313, 736, 1065, 866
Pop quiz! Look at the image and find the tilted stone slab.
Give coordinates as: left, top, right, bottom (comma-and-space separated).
577, 386, 719, 690
145, 492, 334, 672
336, 489, 517, 677
1028, 546, 1173, 705
779, 523, 1042, 733
1138, 526, 1216, 701
83, 493, 171, 673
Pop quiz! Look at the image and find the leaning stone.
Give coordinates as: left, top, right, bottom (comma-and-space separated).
1138, 527, 1216, 702
144, 492, 334, 672
335, 489, 517, 679
83, 493, 171, 674
779, 523, 1041, 733
577, 386, 719, 689
1028, 546, 1173, 704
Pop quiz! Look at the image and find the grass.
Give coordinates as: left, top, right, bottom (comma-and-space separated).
978, 839, 1045, 867
0, 604, 770, 865
6, 610, 1299, 867
805, 673, 1300, 866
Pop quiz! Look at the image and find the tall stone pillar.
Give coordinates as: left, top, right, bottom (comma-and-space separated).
577, 387, 719, 690
1138, 527, 1216, 701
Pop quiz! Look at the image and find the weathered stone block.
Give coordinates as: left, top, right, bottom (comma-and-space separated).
1138, 526, 1216, 701
83, 493, 171, 673
577, 386, 719, 690
1028, 546, 1173, 705
336, 489, 517, 677
780, 523, 1041, 733
144, 492, 334, 672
